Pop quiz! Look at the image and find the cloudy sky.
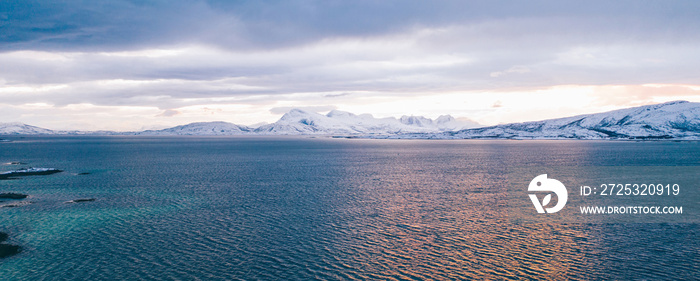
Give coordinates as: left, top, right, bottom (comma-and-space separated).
1, 0, 700, 131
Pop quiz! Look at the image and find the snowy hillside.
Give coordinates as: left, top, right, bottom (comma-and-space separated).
3, 101, 698, 139
0, 109, 476, 136
0, 123, 55, 135
400, 115, 480, 131
254, 109, 477, 135
136, 121, 252, 136
422, 100, 700, 140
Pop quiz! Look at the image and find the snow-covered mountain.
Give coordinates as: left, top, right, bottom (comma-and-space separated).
0, 110, 476, 136
413, 100, 700, 140
400, 115, 480, 131
3, 101, 699, 139
0, 122, 55, 135
136, 121, 252, 135
127, 109, 476, 136
253, 109, 477, 135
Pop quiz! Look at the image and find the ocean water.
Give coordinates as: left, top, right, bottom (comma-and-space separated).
0, 136, 698, 280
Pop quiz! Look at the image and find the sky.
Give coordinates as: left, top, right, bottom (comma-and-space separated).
1, 0, 700, 131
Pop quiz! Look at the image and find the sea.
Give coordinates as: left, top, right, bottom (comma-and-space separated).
0, 136, 698, 280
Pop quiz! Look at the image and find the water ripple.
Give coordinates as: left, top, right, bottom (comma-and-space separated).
0, 137, 697, 280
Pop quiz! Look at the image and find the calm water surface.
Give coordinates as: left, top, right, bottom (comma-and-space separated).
0, 137, 698, 280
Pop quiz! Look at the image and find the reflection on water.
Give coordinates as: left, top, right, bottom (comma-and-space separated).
0, 137, 698, 280
329, 144, 601, 280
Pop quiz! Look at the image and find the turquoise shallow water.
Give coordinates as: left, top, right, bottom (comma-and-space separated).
0, 136, 698, 280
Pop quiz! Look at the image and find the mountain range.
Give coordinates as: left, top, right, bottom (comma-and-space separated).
382, 100, 700, 140
0, 109, 478, 136
1, 101, 699, 140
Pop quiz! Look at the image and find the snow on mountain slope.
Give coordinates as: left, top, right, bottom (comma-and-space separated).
432, 100, 700, 139
254, 109, 360, 134
400, 115, 480, 131
4, 101, 697, 139
254, 109, 476, 135
0, 122, 55, 135
0, 109, 477, 136
136, 121, 252, 135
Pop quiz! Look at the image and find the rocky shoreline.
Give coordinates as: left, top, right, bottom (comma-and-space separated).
0, 163, 98, 261
0, 167, 63, 180
0, 232, 21, 259
1, 165, 64, 259
0, 193, 29, 199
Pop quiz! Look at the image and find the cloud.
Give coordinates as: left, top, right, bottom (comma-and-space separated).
490, 66, 532, 78
269, 105, 338, 115
157, 109, 180, 117
324, 92, 351, 98
3, 1, 700, 52
2, 1, 700, 130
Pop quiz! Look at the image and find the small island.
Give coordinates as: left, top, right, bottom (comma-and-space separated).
66, 198, 97, 203
0, 193, 29, 199
0, 167, 62, 179
0, 192, 31, 208
0, 232, 21, 259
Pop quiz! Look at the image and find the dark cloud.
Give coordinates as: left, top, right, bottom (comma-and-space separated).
2, 0, 700, 52
1, 0, 700, 124
0, 0, 220, 51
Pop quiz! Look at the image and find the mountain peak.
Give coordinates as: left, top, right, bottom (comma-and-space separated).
326, 110, 356, 118
435, 115, 455, 123
399, 115, 433, 127
287, 108, 308, 114
660, 100, 688, 105
280, 108, 320, 120
444, 101, 700, 140
136, 121, 250, 135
